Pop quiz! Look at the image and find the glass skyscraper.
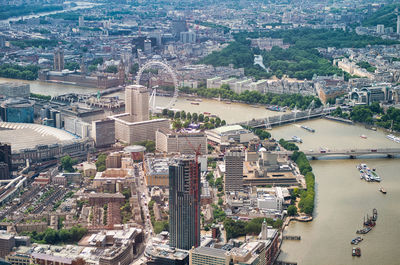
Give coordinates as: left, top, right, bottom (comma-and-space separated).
169, 157, 201, 250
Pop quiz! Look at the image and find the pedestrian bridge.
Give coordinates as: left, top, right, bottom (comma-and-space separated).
231, 106, 348, 128
274, 148, 400, 159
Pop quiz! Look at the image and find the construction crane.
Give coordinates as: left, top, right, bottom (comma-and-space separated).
183, 134, 202, 247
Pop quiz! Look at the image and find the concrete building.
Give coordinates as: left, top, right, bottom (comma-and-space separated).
111, 113, 169, 144
243, 152, 299, 187
250, 38, 288, 51
54, 48, 64, 71
0, 83, 30, 98
125, 85, 149, 122
0, 143, 11, 180
82, 162, 96, 177
206, 125, 255, 144
6, 252, 31, 265
180, 31, 196, 44
376, 24, 385, 34
155, 128, 207, 155
169, 157, 200, 250
144, 158, 169, 187
189, 247, 230, 265
64, 117, 90, 138
349, 86, 391, 105
105, 152, 122, 169
91, 119, 115, 147
224, 150, 244, 193
0, 232, 15, 258
397, 12, 400, 35
144, 39, 152, 54
0, 98, 34, 123
145, 245, 189, 265
257, 194, 282, 212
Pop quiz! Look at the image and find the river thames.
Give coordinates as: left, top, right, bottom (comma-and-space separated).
1, 78, 399, 264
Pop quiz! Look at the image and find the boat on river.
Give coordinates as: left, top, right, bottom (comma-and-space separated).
379, 187, 387, 194
356, 227, 372, 234
372, 208, 378, 221
351, 236, 363, 245
352, 247, 361, 257
190, 102, 200, 105
301, 125, 315, 133
357, 164, 381, 182
386, 134, 400, 143
291, 136, 303, 143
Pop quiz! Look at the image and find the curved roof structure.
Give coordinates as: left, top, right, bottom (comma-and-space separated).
124, 145, 146, 153
0, 122, 77, 152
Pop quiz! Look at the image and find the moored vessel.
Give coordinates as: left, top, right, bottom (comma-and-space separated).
301, 125, 315, 133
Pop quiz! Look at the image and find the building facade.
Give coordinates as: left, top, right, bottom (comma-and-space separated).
91, 119, 115, 147
189, 247, 230, 265
155, 129, 207, 155
0, 143, 11, 179
0, 83, 30, 98
125, 85, 149, 122
0, 98, 34, 123
224, 150, 244, 193
112, 114, 169, 144
53, 48, 64, 71
169, 157, 200, 250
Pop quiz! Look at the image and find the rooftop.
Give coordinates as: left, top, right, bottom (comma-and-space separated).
209, 125, 246, 135
191, 246, 228, 258
0, 122, 77, 152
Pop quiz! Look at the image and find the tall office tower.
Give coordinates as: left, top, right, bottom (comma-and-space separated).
397, 9, 400, 35
125, 85, 149, 122
180, 31, 196, 44
376, 24, 385, 34
0, 143, 11, 180
169, 157, 200, 250
53, 48, 64, 71
224, 150, 244, 193
144, 39, 152, 54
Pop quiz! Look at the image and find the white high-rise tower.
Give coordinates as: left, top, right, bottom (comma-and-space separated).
396, 8, 400, 35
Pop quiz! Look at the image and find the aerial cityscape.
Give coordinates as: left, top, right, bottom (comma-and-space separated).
0, 0, 400, 264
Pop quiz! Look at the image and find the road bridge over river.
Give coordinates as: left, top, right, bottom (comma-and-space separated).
274, 148, 400, 159
231, 106, 349, 128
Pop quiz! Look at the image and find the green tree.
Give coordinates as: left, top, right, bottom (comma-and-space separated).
180, 110, 186, 119
105, 65, 118, 73
287, 205, 298, 216
64, 62, 80, 71
60, 155, 77, 172
95, 154, 107, 172
172, 120, 183, 130
198, 114, 204, 122
192, 113, 198, 122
